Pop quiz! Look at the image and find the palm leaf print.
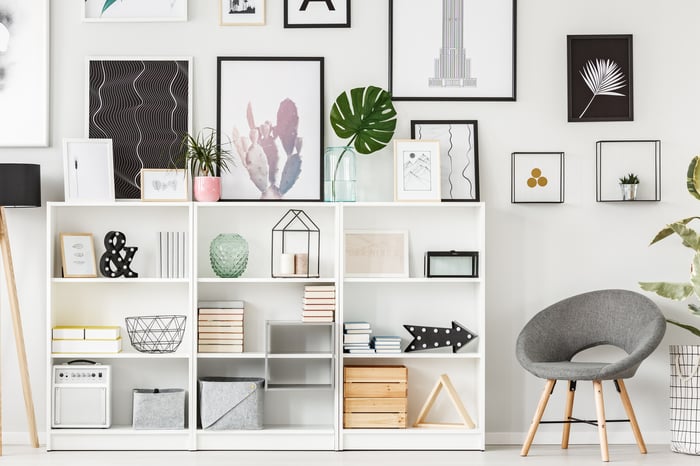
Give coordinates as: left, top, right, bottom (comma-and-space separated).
578, 58, 626, 118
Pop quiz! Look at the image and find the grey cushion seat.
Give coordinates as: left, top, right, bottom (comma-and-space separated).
516, 289, 666, 381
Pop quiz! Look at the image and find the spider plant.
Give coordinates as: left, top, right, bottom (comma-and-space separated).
179, 128, 234, 178
578, 58, 627, 118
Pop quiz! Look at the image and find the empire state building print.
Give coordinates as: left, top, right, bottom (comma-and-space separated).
429, 0, 477, 88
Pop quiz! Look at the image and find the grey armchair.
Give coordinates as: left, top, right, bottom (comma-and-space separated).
516, 289, 666, 462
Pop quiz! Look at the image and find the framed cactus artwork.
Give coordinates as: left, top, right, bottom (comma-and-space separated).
217, 56, 324, 201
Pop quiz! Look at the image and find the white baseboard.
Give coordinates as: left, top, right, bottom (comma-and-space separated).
487, 431, 670, 445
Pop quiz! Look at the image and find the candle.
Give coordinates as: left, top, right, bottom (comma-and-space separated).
280, 253, 295, 275
295, 253, 308, 275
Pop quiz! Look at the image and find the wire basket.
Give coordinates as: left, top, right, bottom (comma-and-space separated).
125, 315, 187, 354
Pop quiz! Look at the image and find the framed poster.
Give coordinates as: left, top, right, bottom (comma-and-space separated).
284, 0, 351, 28
389, 0, 516, 101
86, 57, 192, 199
217, 57, 323, 201
82, 0, 188, 22
394, 139, 441, 202
411, 120, 479, 201
220, 0, 265, 26
344, 230, 409, 278
60, 233, 97, 278
567, 35, 633, 122
62, 138, 115, 203
140, 169, 188, 201
0, 0, 49, 146
511, 152, 565, 204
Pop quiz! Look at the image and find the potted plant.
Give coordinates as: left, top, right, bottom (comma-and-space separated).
619, 172, 639, 200
326, 86, 398, 201
180, 128, 233, 202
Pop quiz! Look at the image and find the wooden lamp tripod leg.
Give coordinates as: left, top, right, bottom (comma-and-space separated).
0, 207, 40, 451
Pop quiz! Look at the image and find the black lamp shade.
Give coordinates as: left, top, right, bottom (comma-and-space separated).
0, 164, 41, 207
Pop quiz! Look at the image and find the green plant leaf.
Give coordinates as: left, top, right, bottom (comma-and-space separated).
639, 281, 694, 301
689, 303, 700, 316
650, 217, 700, 245
101, 0, 117, 15
670, 222, 700, 251
667, 319, 700, 338
687, 156, 700, 200
330, 86, 397, 155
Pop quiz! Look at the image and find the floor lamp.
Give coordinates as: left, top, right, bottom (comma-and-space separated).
0, 164, 40, 454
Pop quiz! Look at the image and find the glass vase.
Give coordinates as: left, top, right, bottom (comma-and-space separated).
324, 146, 356, 202
209, 233, 248, 278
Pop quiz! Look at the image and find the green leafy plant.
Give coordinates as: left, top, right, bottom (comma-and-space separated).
179, 128, 234, 178
328, 86, 397, 199
619, 173, 640, 184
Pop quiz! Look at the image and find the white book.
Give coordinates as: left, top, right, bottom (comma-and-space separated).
52, 338, 122, 354
197, 300, 245, 309
344, 333, 370, 343
84, 326, 120, 340
52, 326, 85, 340
344, 329, 373, 334
156, 232, 162, 278
198, 344, 243, 353
180, 231, 186, 279
343, 322, 371, 330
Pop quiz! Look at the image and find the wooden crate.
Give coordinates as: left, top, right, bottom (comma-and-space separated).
343, 412, 406, 429
343, 365, 407, 429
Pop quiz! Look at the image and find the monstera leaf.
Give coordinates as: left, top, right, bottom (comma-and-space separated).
330, 86, 397, 155
101, 0, 118, 15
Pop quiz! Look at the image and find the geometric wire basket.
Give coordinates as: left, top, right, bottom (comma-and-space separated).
125, 315, 187, 354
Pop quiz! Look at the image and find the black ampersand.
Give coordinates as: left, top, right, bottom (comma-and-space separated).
100, 231, 138, 278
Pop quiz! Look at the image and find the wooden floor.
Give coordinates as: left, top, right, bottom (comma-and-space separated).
1, 444, 698, 465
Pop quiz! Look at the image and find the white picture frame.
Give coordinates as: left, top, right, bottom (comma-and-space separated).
394, 139, 441, 202
344, 230, 409, 278
220, 0, 265, 26
60, 233, 97, 278
140, 169, 189, 201
82, 0, 188, 22
62, 138, 115, 203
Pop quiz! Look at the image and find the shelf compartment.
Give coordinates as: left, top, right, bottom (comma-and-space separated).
266, 358, 334, 388
48, 426, 190, 451
267, 321, 334, 354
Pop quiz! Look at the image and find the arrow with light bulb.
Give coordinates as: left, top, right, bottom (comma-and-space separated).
403, 321, 478, 353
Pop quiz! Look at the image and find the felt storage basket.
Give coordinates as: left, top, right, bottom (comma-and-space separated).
132, 388, 186, 430
198, 377, 264, 430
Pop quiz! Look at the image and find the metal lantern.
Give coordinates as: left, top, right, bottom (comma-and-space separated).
271, 209, 320, 278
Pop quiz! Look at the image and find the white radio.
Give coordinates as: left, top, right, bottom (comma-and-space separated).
51, 362, 111, 428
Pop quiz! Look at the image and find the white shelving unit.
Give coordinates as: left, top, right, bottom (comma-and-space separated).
46, 201, 484, 451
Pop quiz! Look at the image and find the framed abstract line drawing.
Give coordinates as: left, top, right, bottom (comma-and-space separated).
284, 0, 350, 28
217, 57, 323, 201
62, 138, 115, 203
389, 0, 516, 101
220, 0, 265, 26
0, 0, 49, 146
567, 35, 633, 122
511, 152, 565, 204
411, 120, 479, 201
82, 0, 188, 22
344, 230, 409, 278
394, 139, 441, 202
86, 57, 192, 199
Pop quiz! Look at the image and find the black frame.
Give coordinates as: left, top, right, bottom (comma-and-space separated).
424, 251, 479, 278
283, 0, 351, 28
567, 34, 633, 122
411, 120, 480, 201
216, 57, 324, 201
596, 140, 661, 202
511, 152, 565, 204
389, 0, 517, 102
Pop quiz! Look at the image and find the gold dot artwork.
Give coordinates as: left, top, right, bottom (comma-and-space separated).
527, 168, 548, 188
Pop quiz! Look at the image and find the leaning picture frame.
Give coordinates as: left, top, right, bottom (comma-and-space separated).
82, 0, 188, 22
284, 0, 351, 28
62, 138, 115, 203
344, 230, 409, 278
217, 57, 324, 201
411, 120, 479, 201
220, 0, 265, 25
140, 169, 189, 201
394, 139, 441, 202
389, 0, 516, 101
60, 233, 97, 278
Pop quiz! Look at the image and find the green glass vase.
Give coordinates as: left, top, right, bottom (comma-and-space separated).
209, 233, 249, 278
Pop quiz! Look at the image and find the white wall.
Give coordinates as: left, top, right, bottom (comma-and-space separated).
1, 0, 699, 445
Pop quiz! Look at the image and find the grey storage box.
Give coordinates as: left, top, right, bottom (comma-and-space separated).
199, 377, 264, 430
132, 388, 186, 430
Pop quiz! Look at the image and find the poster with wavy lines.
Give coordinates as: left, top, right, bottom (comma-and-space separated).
88, 58, 191, 199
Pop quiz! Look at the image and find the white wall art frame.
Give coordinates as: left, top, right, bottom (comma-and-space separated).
394, 139, 441, 202
83, 0, 188, 22
62, 138, 115, 203
140, 168, 189, 201
344, 230, 409, 278
220, 0, 265, 26
59, 233, 98, 278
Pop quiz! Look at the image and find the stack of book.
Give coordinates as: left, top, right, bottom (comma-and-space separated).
344, 322, 375, 354
157, 231, 187, 279
302, 284, 335, 322
51, 326, 122, 353
372, 336, 402, 354
198, 300, 245, 353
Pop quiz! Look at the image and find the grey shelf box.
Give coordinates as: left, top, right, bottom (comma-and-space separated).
132, 388, 186, 430
199, 377, 265, 430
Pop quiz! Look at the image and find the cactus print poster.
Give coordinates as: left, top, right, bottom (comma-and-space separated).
217, 57, 323, 201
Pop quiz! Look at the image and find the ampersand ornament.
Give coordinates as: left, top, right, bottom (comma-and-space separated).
100, 231, 138, 278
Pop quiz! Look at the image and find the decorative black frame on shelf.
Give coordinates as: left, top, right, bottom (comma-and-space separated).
410, 120, 480, 202
596, 140, 661, 202
424, 251, 479, 278
283, 0, 351, 28
270, 209, 321, 278
567, 34, 633, 122
511, 152, 565, 204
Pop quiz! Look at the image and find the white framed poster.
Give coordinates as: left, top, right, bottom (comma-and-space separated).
394, 139, 441, 202
140, 169, 188, 201
82, 0, 188, 22
344, 230, 409, 278
62, 138, 115, 203
60, 233, 97, 278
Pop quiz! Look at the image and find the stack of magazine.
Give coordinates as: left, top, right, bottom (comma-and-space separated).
343, 321, 374, 354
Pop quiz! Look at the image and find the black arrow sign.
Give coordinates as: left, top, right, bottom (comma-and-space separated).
403, 321, 477, 353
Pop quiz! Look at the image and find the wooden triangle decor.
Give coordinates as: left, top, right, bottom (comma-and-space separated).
413, 373, 476, 429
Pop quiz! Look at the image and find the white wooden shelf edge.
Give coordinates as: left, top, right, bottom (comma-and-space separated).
52, 278, 189, 284
198, 277, 337, 284
51, 352, 190, 359
197, 424, 334, 435
197, 352, 265, 359
344, 277, 482, 284
342, 352, 481, 359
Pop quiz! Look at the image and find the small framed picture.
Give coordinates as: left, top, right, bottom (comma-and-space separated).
394, 139, 441, 202
60, 233, 97, 278
411, 120, 479, 201
567, 35, 633, 122
424, 251, 479, 278
511, 152, 565, 204
344, 230, 409, 278
140, 169, 188, 201
284, 0, 350, 28
62, 138, 115, 203
596, 140, 661, 202
82, 0, 188, 22
220, 0, 265, 25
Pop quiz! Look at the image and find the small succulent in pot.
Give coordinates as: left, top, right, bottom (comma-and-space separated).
619, 173, 640, 184
619, 173, 639, 200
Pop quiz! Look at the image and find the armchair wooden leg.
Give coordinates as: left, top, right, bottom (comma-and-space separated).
561, 380, 576, 449
616, 379, 647, 454
592, 380, 609, 462
521, 379, 556, 456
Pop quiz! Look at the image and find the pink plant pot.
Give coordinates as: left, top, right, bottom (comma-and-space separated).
193, 176, 221, 202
